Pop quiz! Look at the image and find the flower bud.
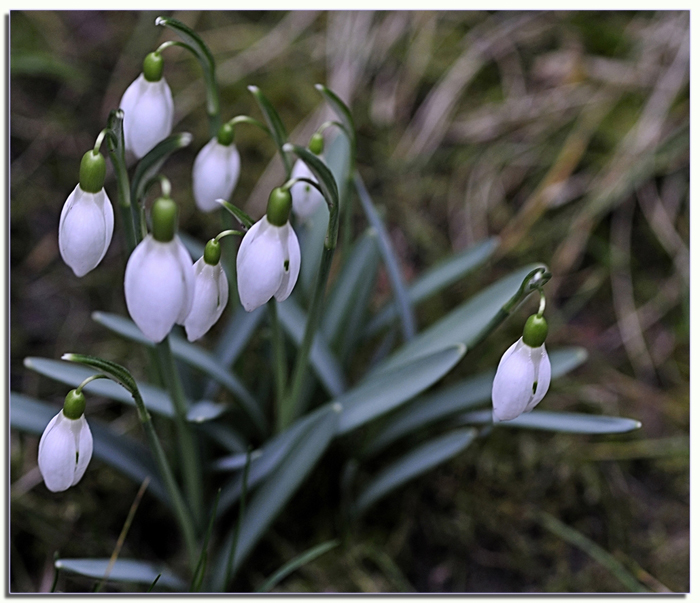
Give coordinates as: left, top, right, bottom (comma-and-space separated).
289, 159, 325, 221
192, 136, 241, 213
491, 337, 551, 422
236, 216, 301, 312
309, 132, 324, 155
38, 392, 93, 493
119, 68, 174, 159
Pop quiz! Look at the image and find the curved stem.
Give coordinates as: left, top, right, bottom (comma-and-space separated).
75, 374, 108, 394
93, 129, 109, 154
227, 115, 271, 137
471, 267, 552, 351
215, 229, 245, 241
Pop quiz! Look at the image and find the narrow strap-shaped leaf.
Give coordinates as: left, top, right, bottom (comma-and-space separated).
364, 347, 589, 456
255, 540, 339, 593
354, 173, 416, 341
55, 558, 184, 590
223, 404, 340, 577
322, 228, 379, 351
248, 85, 291, 176
214, 305, 266, 369
373, 263, 545, 375
10, 392, 170, 505
354, 428, 477, 516
276, 297, 346, 397
156, 15, 220, 136
458, 410, 642, 434
365, 237, 500, 336
336, 344, 466, 435
130, 132, 193, 204
186, 401, 229, 423
91, 313, 267, 435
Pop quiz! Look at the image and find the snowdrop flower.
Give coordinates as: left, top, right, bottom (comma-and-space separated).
184, 239, 229, 341
289, 159, 325, 221
237, 188, 301, 312
59, 150, 114, 277
38, 389, 93, 493
124, 197, 194, 342
193, 124, 241, 212
119, 52, 174, 159
492, 314, 551, 422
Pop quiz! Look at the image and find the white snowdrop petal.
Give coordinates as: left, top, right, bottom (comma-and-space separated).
237, 219, 285, 312
491, 339, 537, 421
274, 222, 301, 302
174, 237, 196, 325
120, 75, 174, 158
193, 139, 241, 212
38, 412, 78, 493
125, 236, 190, 342
58, 186, 114, 277
72, 416, 93, 486
185, 260, 229, 341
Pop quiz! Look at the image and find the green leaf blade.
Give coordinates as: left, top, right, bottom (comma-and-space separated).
459, 410, 642, 434
354, 428, 477, 516
55, 558, 184, 590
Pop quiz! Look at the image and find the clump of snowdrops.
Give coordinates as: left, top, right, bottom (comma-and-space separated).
11, 16, 642, 593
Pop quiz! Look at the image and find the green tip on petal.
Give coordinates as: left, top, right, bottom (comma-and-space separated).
309, 133, 324, 155
143, 52, 164, 82
151, 197, 178, 242
217, 123, 235, 146
522, 314, 549, 347
204, 239, 221, 265
79, 150, 106, 193
63, 389, 86, 420
266, 187, 292, 226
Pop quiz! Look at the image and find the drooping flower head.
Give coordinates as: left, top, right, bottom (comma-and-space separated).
237, 187, 301, 312
289, 158, 325, 221
124, 197, 194, 342
192, 123, 241, 213
184, 239, 229, 341
59, 150, 114, 277
492, 313, 551, 422
119, 52, 174, 159
38, 389, 93, 493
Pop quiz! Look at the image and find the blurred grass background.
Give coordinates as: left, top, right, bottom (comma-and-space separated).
10, 10, 688, 592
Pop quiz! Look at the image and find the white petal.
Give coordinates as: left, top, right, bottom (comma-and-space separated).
236, 218, 285, 312
273, 222, 301, 302
184, 259, 229, 341
193, 139, 241, 212
124, 235, 192, 342
120, 75, 174, 158
58, 185, 114, 277
38, 412, 78, 492
71, 416, 93, 485
523, 344, 551, 413
173, 237, 196, 325
491, 338, 537, 421
290, 160, 325, 220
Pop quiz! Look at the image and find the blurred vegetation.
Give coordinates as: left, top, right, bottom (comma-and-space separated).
10, 10, 688, 593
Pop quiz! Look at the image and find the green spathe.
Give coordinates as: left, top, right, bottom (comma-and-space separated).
63, 389, 86, 420
79, 151, 106, 194
523, 314, 548, 347
266, 188, 292, 226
